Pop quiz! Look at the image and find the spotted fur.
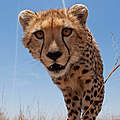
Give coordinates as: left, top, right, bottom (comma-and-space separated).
19, 4, 104, 120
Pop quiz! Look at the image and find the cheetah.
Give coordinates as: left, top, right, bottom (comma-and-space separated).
19, 4, 104, 120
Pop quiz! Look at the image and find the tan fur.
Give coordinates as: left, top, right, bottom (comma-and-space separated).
19, 4, 104, 120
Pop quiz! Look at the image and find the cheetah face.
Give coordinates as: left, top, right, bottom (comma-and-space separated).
19, 4, 88, 78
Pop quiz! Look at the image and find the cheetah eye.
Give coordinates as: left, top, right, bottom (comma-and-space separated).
62, 28, 73, 37
33, 30, 44, 40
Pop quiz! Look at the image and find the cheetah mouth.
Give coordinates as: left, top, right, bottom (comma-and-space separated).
47, 56, 71, 74
48, 63, 65, 73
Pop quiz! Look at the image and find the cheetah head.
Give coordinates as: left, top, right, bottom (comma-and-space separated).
19, 4, 88, 78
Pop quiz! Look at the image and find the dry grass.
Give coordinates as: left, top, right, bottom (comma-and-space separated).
0, 108, 120, 120
0, 110, 9, 120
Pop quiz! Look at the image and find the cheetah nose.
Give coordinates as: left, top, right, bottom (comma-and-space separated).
46, 51, 62, 61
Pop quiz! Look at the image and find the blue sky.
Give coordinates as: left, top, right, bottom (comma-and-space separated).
0, 0, 120, 118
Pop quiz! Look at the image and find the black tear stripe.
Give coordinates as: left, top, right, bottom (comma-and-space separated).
26, 39, 32, 47
40, 35, 44, 58
62, 36, 70, 55
25, 38, 44, 59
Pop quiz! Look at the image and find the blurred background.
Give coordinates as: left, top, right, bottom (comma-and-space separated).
0, 0, 120, 119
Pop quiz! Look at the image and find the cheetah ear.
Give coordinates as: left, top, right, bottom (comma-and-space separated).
18, 10, 36, 30
68, 4, 88, 25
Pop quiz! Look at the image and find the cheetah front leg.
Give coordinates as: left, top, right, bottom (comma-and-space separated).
62, 88, 82, 120
81, 101, 103, 120
81, 87, 104, 120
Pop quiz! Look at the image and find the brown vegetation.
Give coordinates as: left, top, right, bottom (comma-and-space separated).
0, 109, 120, 120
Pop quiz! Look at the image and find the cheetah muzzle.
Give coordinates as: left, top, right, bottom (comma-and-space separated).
48, 56, 70, 73
48, 63, 65, 72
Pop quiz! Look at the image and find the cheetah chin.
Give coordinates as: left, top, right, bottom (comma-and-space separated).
47, 59, 71, 78
48, 63, 65, 73
47, 63, 66, 77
